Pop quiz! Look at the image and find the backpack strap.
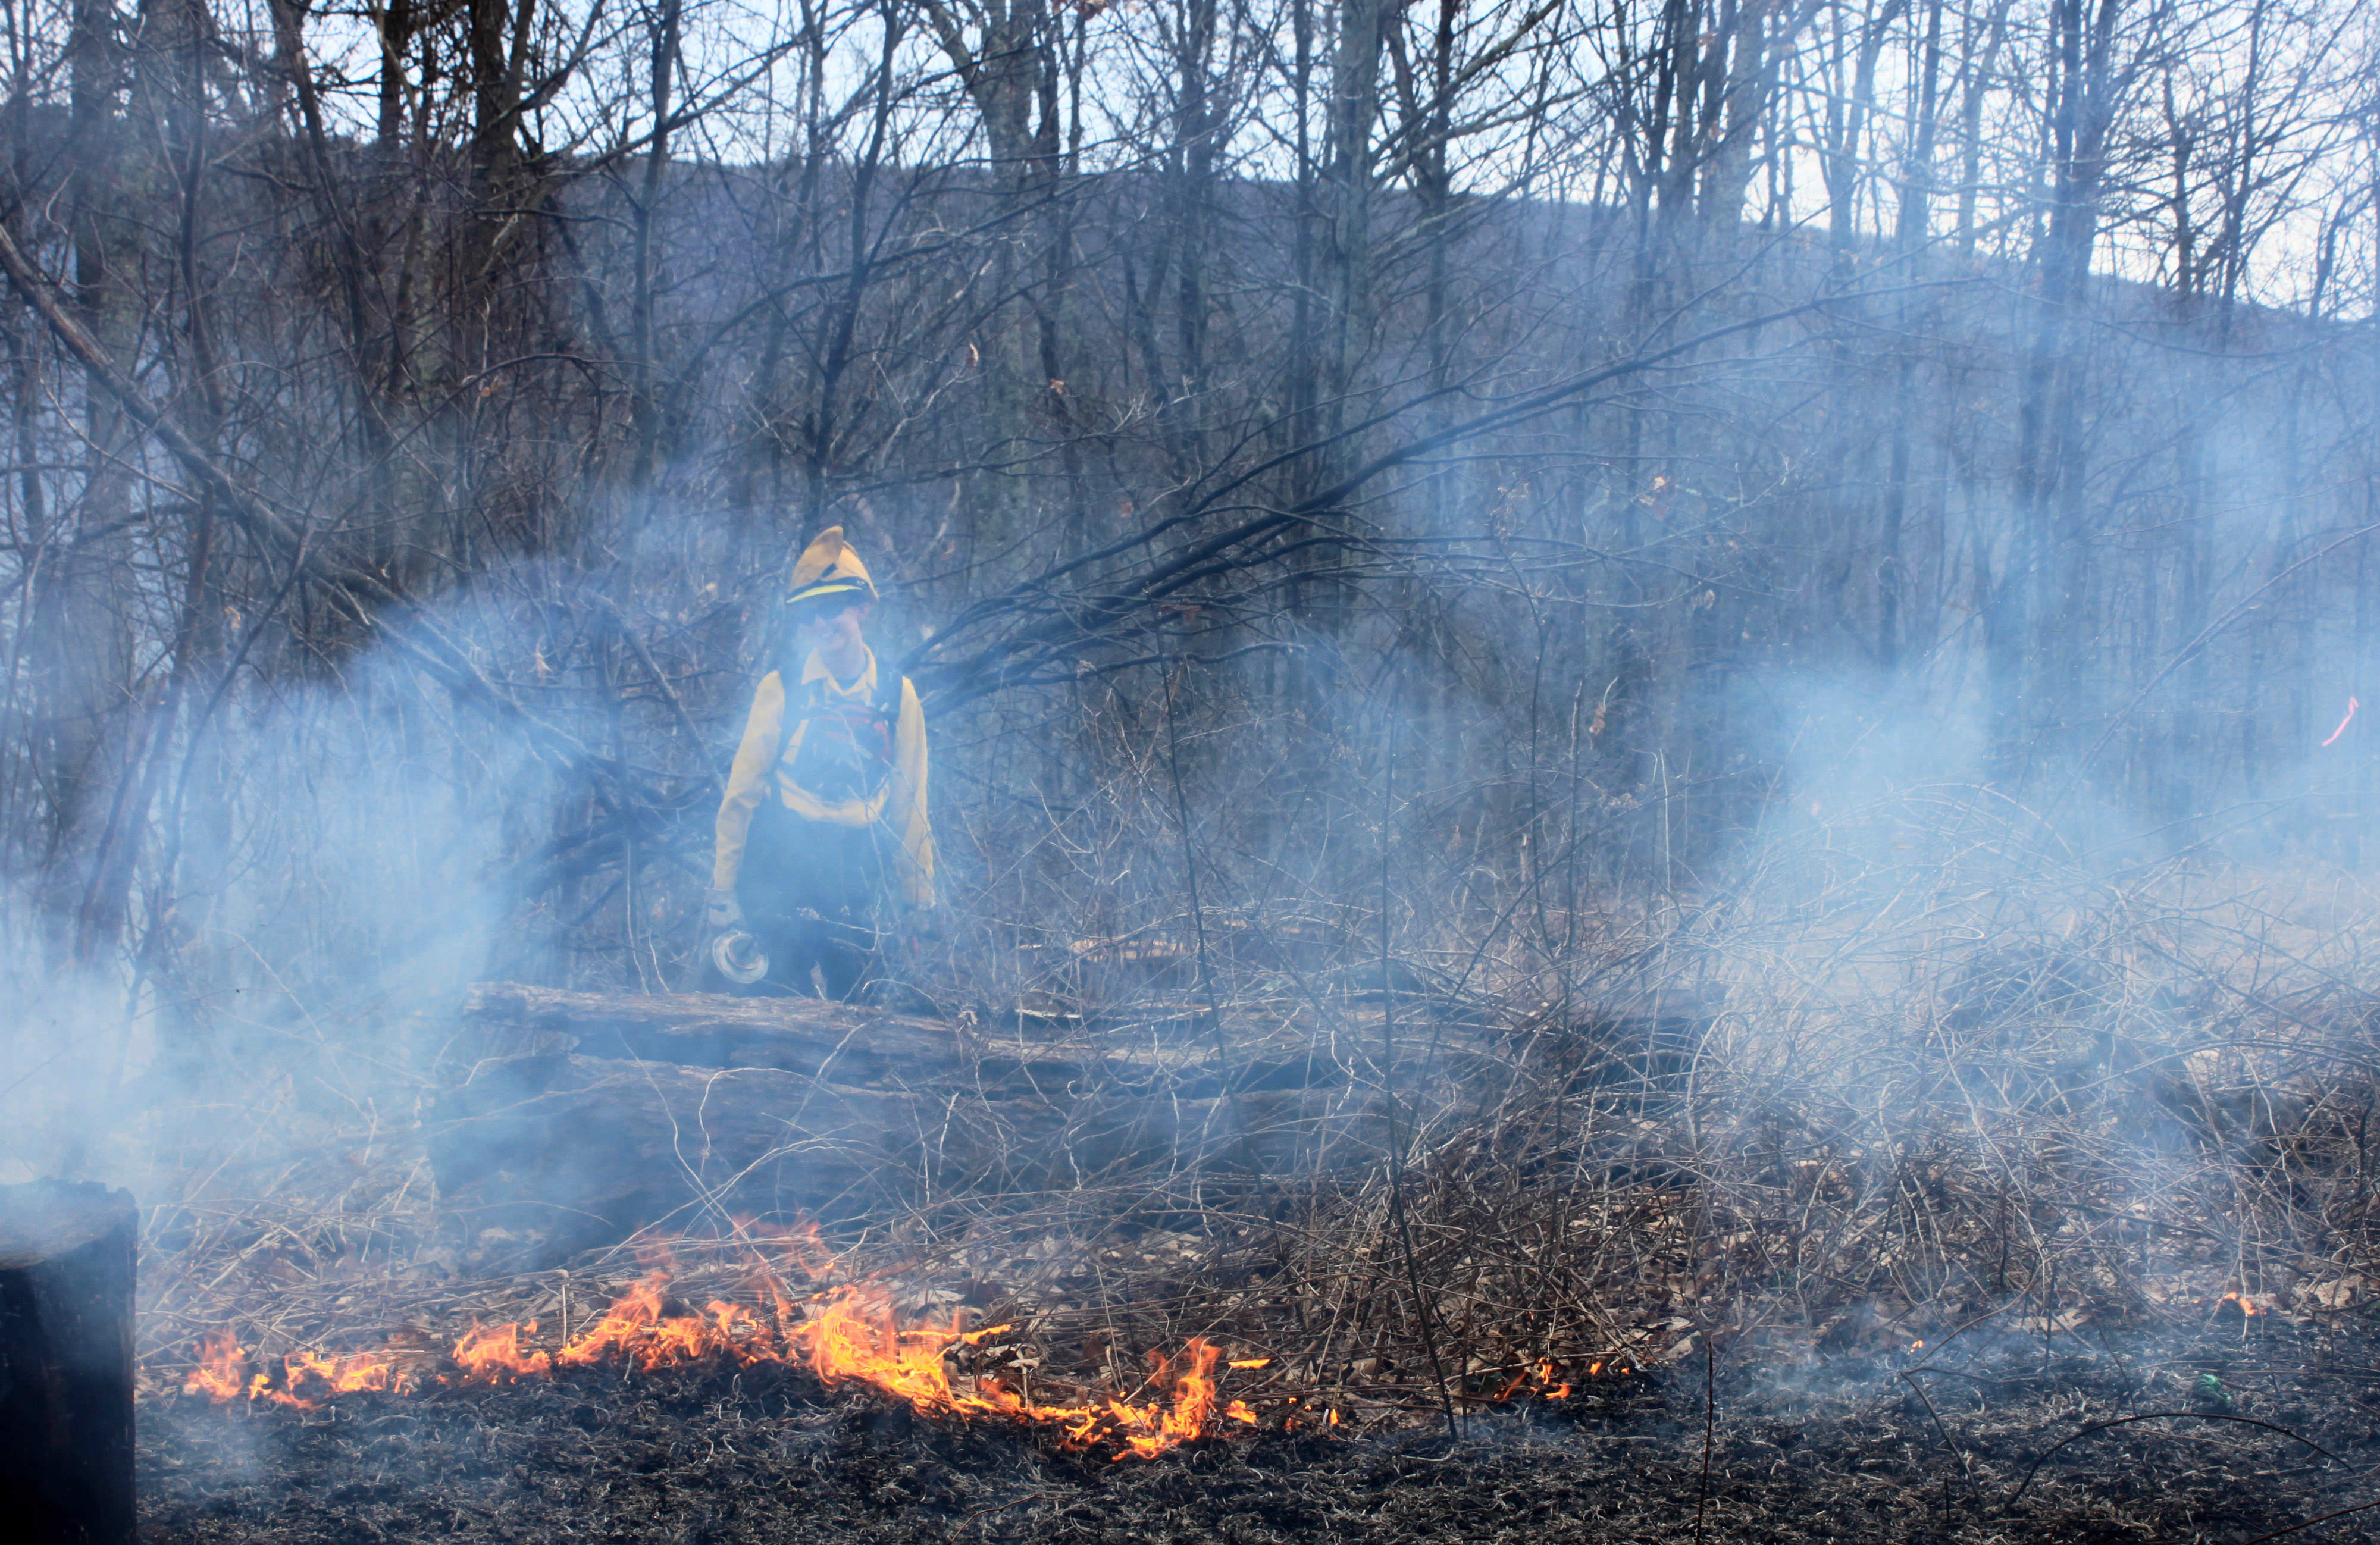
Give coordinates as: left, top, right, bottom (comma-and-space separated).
768, 645, 807, 775
768, 653, 902, 779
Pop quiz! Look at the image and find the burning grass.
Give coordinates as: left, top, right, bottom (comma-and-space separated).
180, 1252, 1240, 1460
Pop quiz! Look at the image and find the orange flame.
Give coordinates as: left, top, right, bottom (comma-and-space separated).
1482, 1355, 1596, 1405
184, 1271, 1249, 1461
182, 1330, 250, 1402
281, 1345, 415, 1403
453, 1322, 553, 1385
181, 1330, 414, 1411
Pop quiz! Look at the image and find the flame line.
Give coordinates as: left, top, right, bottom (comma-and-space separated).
182, 1274, 1235, 1460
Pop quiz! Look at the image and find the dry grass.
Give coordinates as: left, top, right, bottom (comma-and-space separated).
131, 791, 2380, 1438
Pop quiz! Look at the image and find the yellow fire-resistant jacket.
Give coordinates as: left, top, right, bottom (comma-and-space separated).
712, 647, 935, 908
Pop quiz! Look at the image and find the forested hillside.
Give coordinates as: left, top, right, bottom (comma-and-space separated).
1, 0, 2375, 1017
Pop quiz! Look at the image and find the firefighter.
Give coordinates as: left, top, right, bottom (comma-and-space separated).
704, 527, 934, 998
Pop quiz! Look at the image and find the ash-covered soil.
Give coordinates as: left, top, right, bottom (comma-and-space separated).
142, 1315, 2380, 1543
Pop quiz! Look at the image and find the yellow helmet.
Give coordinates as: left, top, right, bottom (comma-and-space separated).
785, 526, 878, 610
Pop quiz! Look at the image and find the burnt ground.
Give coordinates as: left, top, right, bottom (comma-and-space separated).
143, 1313, 2380, 1544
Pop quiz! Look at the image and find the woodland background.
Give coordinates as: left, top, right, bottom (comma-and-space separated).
1, 0, 2378, 1060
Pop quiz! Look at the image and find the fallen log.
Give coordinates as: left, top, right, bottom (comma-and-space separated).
452, 982, 1348, 1099
452, 981, 1147, 1095
455, 982, 973, 1085
0, 1179, 137, 1545
426, 1048, 1388, 1262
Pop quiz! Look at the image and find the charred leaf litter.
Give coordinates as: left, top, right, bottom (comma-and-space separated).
144, 1311, 2380, 1543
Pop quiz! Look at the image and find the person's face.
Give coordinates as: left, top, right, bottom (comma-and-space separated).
803, 599, 869, 653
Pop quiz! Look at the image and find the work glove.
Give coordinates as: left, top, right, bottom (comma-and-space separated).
703, 888, 741, 930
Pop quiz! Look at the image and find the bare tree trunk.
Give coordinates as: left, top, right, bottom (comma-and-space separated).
1952, 0, 2013, 259
377, 0, 414, 154
1822, 0, 1908, 283
28, 0, 135, 956
628, 0, 685, 492
1990, 0, 2132, 778
1698, 0, 1790, 234
1878, 0, 1944, 676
